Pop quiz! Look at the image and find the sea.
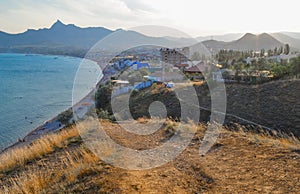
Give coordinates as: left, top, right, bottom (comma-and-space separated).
0, 53, 101, 151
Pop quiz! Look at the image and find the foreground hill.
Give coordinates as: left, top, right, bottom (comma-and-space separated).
0, 120, 299, 193
126, 80, 299, 137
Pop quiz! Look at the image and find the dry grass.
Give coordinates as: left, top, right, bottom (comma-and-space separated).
0, 126, 79, 173
1, 148, 99, 194
0, 120, 299, 193
0, 123, 101, 193
247, 132, 300, 149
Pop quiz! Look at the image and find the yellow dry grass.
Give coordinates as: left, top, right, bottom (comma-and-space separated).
1, 148, 99, 194
248, 132, 300, 149
0, 126, 79, 173
0, 120, 299, 193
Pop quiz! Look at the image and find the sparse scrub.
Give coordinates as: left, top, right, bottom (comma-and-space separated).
1, 119, 300, 193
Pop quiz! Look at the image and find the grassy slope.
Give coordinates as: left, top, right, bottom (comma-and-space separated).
0, 120, 299, 194
127, 80, 300, 137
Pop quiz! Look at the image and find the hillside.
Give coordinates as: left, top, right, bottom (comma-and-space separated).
196, 33, 244, 42
0, 20, 113, 49
271, 32, 300, 51
125, 80, 300, 137
0, 20, 193, 55
199, 33, 285, 52
229, 33, 283, 50
0, 120, 299, 193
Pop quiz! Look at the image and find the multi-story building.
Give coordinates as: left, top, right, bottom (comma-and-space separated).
160, 47, 189, 65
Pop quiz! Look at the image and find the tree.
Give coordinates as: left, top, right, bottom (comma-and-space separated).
284, 44, 290, 55
267, 49, 273, 57
257, 58, 267, 71
274, 47, 278, 55
260, 49, 265, 57
290, 56, 300, 78
234, 63, 243, 83
191, 52, 201, 61
95, 84, 113, 113
279, 46, 283, 54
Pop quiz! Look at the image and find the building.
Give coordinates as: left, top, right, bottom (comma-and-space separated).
184, 65, 204, 80
149, 71, 184, 82
160, 47, 189, 65
131, 61, 150, 70
174, 63, 189, 71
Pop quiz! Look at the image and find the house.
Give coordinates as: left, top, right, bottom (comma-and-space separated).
131, 61, 150, 70
212, 69, 235, 82
184, 65, 204, 80
148, 71, 184, 82
111, 80, 133, 97
112, 80, 130, 87
160, 48, 189, 65
184, 65, 201, 74
175, 63, 189, 71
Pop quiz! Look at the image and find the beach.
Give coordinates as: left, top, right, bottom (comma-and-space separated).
0, 53, 103, 153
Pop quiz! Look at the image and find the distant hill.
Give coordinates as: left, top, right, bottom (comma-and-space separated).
228, 33, 283, 50
1, 21, 300, 56
198, 33, 285, 52
91, 29, 193, 51
0, 20, 113, 49
196, 33, 244, 42
0, 20, 194, 56
281, 32, 300, 40
271, 33, 300, 51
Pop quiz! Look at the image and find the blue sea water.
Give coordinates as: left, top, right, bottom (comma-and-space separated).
0, 53, 100, 150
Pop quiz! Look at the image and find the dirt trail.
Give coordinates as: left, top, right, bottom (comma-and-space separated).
1, 121, 299, 193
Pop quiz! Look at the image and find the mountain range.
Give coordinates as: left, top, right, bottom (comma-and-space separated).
200, 33, 285, 53
1, 20, 300, 56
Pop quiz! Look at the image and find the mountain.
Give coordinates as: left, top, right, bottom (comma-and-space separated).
90, 29, 193, 51
0, 20, 113, 49
198, 33, 284, 52
196, 33, 244, 42
163, 36, 198, 47
228, 33, 283, 50
271, 33, 300, 51
0, 20, 196, 55
1, 21, 299, 56
281, 32, 300, 40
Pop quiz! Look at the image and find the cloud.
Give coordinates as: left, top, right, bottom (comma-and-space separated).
1, 0, 300, 36
121, 0, 156, 12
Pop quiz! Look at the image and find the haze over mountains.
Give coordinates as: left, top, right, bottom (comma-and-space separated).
0, 20, 300, 56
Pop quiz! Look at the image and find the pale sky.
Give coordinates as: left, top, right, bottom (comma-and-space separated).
0, 0, 299, 37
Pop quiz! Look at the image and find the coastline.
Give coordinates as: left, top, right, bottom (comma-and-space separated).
0, 52, 110, 154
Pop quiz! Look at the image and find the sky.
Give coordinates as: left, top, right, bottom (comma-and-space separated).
0, 0, 299, 37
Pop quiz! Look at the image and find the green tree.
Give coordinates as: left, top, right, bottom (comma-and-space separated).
95, 84, 113, 113
290, 56, 300, 78
191, 52, 201, 61
274, 47, 278, 55
267, 49, 273, 57
284, 44, 290, 55
257, 58, 267, 71
234, 63, 243, 83
260, 49, 265, 57
279, 46, 283, 54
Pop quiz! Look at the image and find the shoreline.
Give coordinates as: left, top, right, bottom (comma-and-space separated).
0, 52, 86, 60
0, 53, 111, 154
0, 88, 97, 155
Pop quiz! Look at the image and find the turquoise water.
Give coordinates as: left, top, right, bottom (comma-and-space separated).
0, 53, 100, 150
